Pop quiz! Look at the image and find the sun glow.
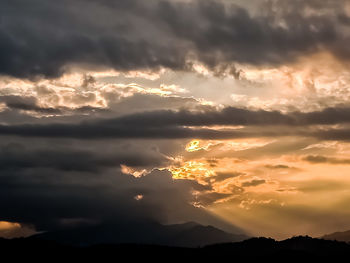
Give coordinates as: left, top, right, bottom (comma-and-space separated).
169, 160, 215, 184
120, 164, 149, 178
186, 140, 201, 152
185, 139, 219, 153
0, 221, 21, 231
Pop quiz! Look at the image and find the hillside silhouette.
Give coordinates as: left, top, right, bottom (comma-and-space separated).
322, 229, 350, 242
30, 221, 248, 247
1, 236, 350, 262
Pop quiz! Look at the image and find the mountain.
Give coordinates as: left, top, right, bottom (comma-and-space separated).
30, 221, 248, 247
2, 236, 350, 262
322, 230, 350, 242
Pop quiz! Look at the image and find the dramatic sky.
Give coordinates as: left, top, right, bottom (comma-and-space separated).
1, 0, 350, 240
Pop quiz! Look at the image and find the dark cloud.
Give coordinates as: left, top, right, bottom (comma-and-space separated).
0, 95, 61, 114
214, 172, 243, 182
265, 164, 291, 169
84, 106, 350, 128
0, 143, 168, 172
0, 0, 349, 78
303, 155, 350, 165
4, 99, 350, 128
1, 106, 350, 140
0, 165, 242, 233
3, 0, 350, 240
0, 95, 109, 124
0, 168, 174, 230
196, 192, 233, 206
312, 128, 350, 142
0, 122, 252, 139
105, 94, 201, 117
241, 179, 266, 187
0, 139, 244, 234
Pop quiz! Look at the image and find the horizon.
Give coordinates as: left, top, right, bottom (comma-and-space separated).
2, 0, 350, 242
0, 219, 346, 242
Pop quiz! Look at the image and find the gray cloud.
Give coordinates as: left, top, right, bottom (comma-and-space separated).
0, 122, 252, 139
312, 128, 350, 142
241, 179, 266, 187
112, 106, 350, 127
303, 155, 350, 165
0, 143, 168, 172
264, 164, 291, 169
0, 168, 184, 230
3, 0, 350, 240
0, 139, 244, 234
196, 192, 233, 206
0, 106, 350, 140
0, 0, 349, 78
0, 161, 241, 233
214, 172, 243, 182
0, 95, 109, 123
0, 95, 61, 114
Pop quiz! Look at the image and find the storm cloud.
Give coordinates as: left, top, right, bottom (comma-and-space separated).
2, 0, 350, 241
0, 140, 239, 233
0, 143, 169, 172
1, 0, 349, 78
0, 106, 350, 140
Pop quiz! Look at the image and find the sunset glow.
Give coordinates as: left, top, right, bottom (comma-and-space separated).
2, 0, 350, 242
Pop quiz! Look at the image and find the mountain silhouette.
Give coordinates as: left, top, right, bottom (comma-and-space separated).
322, 229, 350, 242
2, 235, 350, 262
30, 221, 248, 247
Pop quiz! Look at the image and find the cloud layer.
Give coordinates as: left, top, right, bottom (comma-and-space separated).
2, 0, 350, 240
1, 0, 350, 78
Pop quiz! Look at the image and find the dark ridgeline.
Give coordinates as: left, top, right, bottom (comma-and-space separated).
1, 236, 350, 262
28, 221, 248, 247
322, 229, 350, 242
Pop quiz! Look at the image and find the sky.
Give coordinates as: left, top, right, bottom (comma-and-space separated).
1, 0, 350, 240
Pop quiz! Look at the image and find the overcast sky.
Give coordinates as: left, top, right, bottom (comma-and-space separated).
1, 0, 350, 240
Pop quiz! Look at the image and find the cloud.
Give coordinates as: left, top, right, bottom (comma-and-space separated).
0, 95, 61, 114
0, 168, 168, 230
1, 106, 350, 140
0, 121, 252, 139
74, 106, 350, 128
1, 0, 349, 78
303, 155, 350, 165
0, 139, 245, 234
241, 179, 266, 187
0, 165, 243, 233
0, 143, 168, 172
214, 172, 243, 182
195, 192, 233, 206
312, 128, 350, 142
264, 164, 291, 169
2, 0, 350, 240
0, 94, 109, 124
